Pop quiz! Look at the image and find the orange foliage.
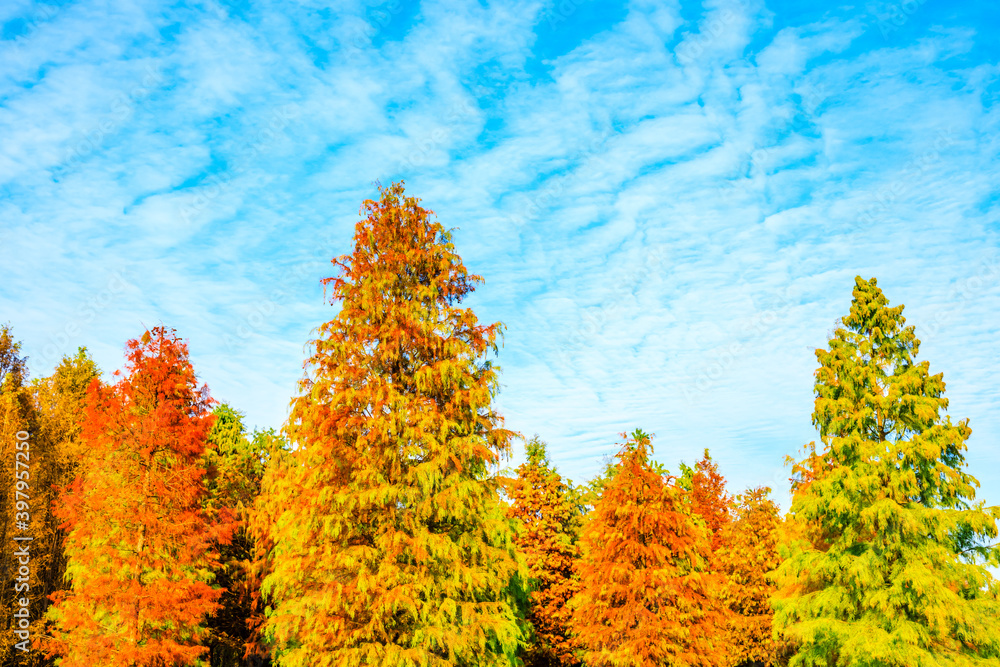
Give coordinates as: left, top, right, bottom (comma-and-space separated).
570, 430, 727, 667
43, 326, 234, 667
257, 181, 523, 666
719, 487, 784, 667
689, 449, 733, 552
504, 437, 582, 667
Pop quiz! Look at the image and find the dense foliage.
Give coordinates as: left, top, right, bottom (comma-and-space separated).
570, 430, 727, 667
255, 182, 523, 667
504, 436, 583, 667
43, 327, 235, 667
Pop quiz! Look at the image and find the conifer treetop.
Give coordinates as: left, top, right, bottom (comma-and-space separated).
775, 276, 1000, 667
571, 429, 727, 667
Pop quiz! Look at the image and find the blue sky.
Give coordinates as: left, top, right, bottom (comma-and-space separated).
1, 0, 999, 514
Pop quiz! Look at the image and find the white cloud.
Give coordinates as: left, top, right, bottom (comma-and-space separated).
0, 0, 997, 517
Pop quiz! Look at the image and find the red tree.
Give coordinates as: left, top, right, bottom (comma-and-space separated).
44, 326, 234, 667
689, 449, 733, 553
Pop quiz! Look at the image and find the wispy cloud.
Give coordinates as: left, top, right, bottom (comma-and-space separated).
1, 0, 997, 514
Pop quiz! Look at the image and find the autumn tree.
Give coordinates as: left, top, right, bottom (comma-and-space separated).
719, 487, 783, 667
257, 181, 524, 666
570, 429, 727, 667
503, 436, 583, 667
773, 276, 1000, 665
681, 449, 733, 553
0, 335, 99, 667
44, 326, 235, 667
21, 348, 101, 667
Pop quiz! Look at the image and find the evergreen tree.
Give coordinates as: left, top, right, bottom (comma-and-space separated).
202, 404, 279, 667
773, 276, 1000, 666
570, 430, 727, 667
504, 436, 583, 667
683, 450, 733, 554
257, 181, 524, 667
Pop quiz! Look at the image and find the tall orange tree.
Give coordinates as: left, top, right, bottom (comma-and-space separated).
504, 436, 583, 667
44, 326, 234, 667
570, 430, 727, 667
257, 181, 524, 667
680, 449, 741, 665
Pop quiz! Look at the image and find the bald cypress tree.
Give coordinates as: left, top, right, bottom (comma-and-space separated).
773, 276, 1000, 666
504, 436, 583, 667
570, 430, 726, 667
257, 181, 523, 667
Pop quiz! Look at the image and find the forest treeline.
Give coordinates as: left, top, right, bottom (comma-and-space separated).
2, 181, 999, 667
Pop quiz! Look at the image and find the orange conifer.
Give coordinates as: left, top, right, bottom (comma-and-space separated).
44, 326, 233, 667
504, 436, 582, 667
570, 430, 727, 667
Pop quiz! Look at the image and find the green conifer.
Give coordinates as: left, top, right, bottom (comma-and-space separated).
774, 276, 1000, 666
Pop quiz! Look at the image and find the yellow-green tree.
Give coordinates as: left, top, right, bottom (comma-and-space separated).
504, 436, 583, 667
773, 276, 1000, 666
257, 181, 524, 667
